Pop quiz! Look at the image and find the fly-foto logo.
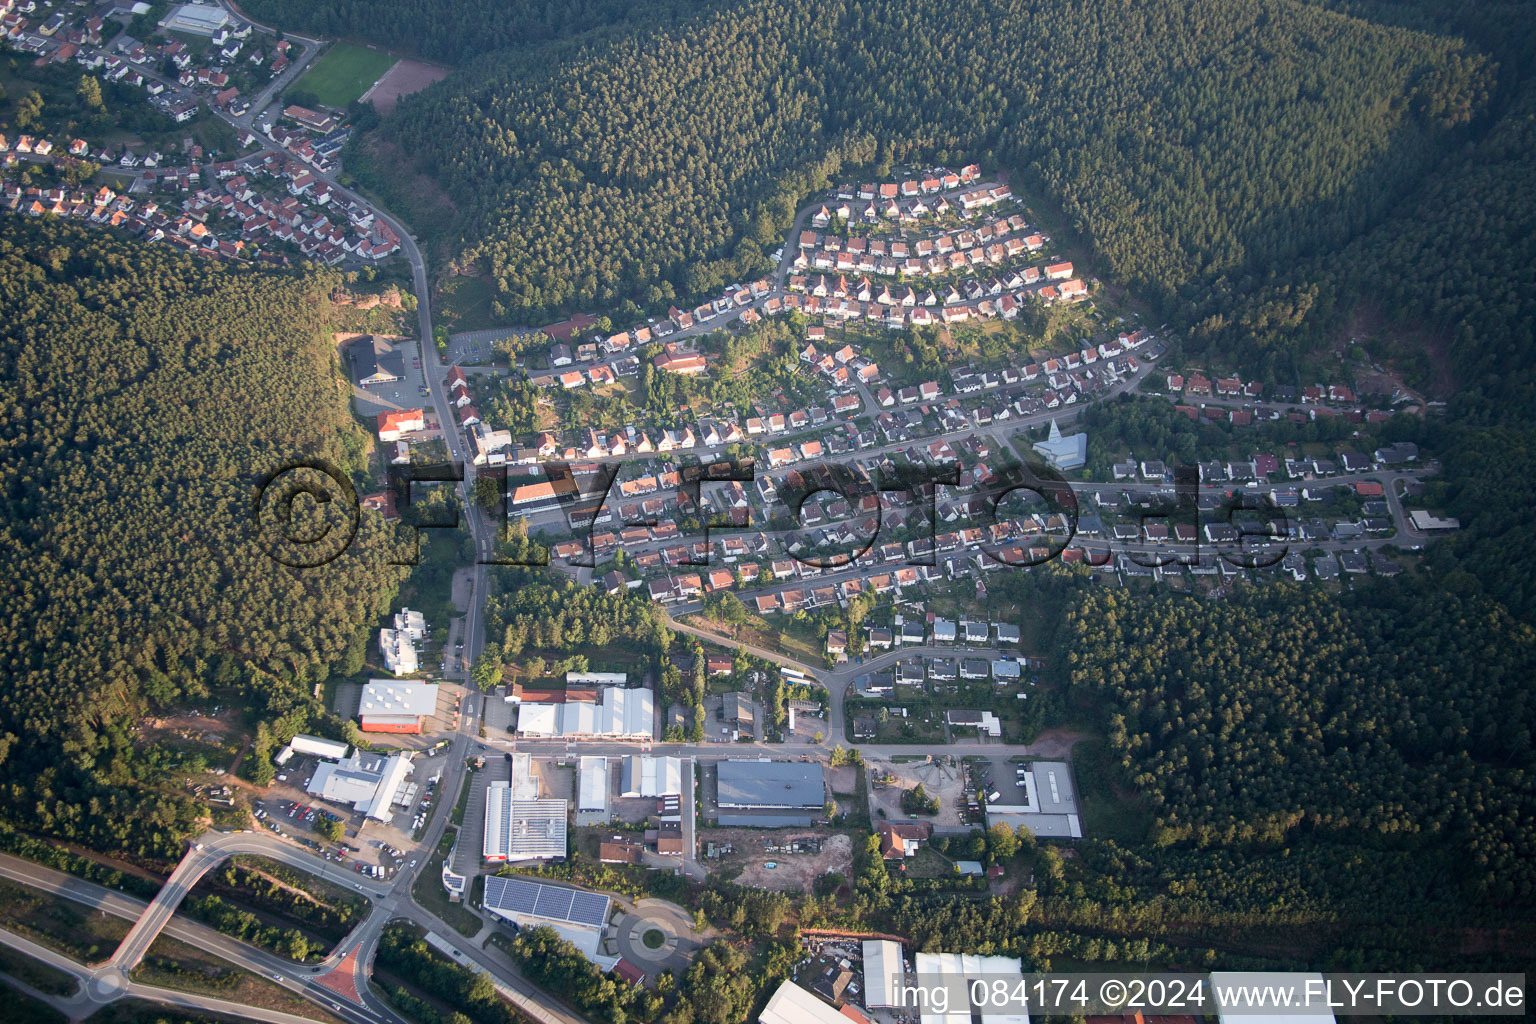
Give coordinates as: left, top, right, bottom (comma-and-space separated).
254, 456, 1290, 571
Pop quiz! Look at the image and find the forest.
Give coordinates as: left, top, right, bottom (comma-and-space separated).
0, 217, 403, 857
354, 0, 1487, 331
1063, 584, 1536, 902
237, 0, 720, 64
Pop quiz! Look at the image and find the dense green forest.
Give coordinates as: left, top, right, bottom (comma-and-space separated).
355, 0, 1487, 327
0, 218, 402, 856
1064, 585, 1536, 901
239, 0, 721, 64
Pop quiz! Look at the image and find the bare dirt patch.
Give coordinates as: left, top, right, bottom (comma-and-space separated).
367, 59, 452, 114
140, 709, 238, 745
1336, 301, 1449, 402
867, 756, 968, 828
710, 830, 853, 891
1026, 727, 1089, 758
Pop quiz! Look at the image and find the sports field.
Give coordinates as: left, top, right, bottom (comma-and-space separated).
293, 44, 399, 108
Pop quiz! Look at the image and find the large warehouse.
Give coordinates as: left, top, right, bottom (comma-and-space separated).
716, 759, 825, 825
160, 2, 229, 36
913, 953, 1029, 1024
359, 679, 438, 733
760, 981, 849, 1024
718, 760, 825, 808
621, 755, 683, 798
515, 686, 654, 740
862, 939, 906, 1009
984, 760, 1083, 839
308, 750, 414, 821
577, 756, 609, 816
482, 876, 612, 961
483, 783, 568, 862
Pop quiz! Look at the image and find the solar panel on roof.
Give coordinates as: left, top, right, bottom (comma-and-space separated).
483, 875, 611, 926
569, 892, 609, 926
536, 886, 575, 920
484, 876, 538, 915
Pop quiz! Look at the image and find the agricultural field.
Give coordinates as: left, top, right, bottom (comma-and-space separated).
293, 44, 399, 107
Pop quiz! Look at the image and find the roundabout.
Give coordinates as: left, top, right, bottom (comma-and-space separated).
612, 899, 705, 973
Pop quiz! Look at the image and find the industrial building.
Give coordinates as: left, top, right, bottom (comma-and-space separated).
345, 335, 404, 387
716, 760, 824, 826
274, 733, 349, 765
307, 749, 414, 821
759, 981, 849, 1024
515, 686, 654, 739
359, 679, 438, 733
577, 756, 609, 816
984, 761, 1083, 838
482, 876, 612, 961
483, 784, 568, 862
1213, 973, 1336, 1024
620, 755, 683, 798
160, 2, 230, 36
862, 939, 906, 1009
912, 953, 1029, 1024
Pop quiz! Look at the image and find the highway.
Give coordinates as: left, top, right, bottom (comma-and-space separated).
0, 850, 399, 1024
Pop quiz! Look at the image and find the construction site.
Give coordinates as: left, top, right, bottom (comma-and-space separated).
704, 829, 854, 891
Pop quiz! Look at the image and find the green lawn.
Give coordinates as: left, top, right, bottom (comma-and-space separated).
293, 44, 399, 108
413, 833, 482, 938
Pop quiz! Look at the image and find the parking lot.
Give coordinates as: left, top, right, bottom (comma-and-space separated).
968, 755, 1031, 809
349, 337, 437, 421
447, 327, 537, 367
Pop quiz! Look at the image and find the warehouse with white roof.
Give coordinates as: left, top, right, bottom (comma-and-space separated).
161, 3, 230, 36
577, 756, 609, 816
483, 783, 567, 862
1212, 973, 1336, 1024
275, 733, 349, 765
515, 686, 654, 739
759, 980, 849, 1024
620, 755, 683, 797
358, 679, 438, 733
913, 952, 1028, 1024
307, 749, 414, 821
862, 939, 906, 1009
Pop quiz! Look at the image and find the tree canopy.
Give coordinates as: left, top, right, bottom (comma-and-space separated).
0, 218, 403, 856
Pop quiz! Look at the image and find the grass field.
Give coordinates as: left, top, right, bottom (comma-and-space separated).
293, 44, 399, 108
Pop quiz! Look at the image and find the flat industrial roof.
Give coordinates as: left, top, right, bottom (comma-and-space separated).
862, 940, 905, 1008
717, 759, 825, 809
161, 3, 229, 34
913, 953, 1029, 1024
1212, 973, 1336, 1024
1029, 761, 1076, 814
483, 785, 567, 861
578, 757, 608, 812
360, 679, 438, 718
307, 750, 413, 821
